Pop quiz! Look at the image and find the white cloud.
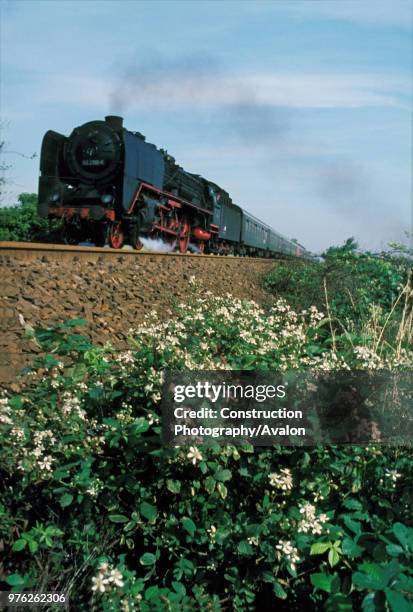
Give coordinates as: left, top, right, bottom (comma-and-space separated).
288, 0, 413, 30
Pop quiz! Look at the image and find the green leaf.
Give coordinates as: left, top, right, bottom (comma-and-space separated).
89, 387, 105, 400
204, 476, 216, 494
59, 493, 73, 508
394, 574, 413, 595
166, 479, 181, 494
53, 461, 81, 479
343, 498, 363, 511
140, 553, 156, 566
140, 502, 157, 521
342, 537, 363, 558
273, 581, 288, 599
217, 482, 227, 499
306, 344, 325, 356
238, 540, 253, 556
131, 418, 150, 435
343, 516, 362, 535
386, 544, 404, 557
6, 574, 25, 586
311, 541, 332, 555
172, 581, 186, 597
28, 540, 39, 553
328, 548, 340, 567
262, 571, 275, 584
311, 573, 335, 593
382, 560, 402, 586
177, 558, 194, 576
43, 355, 60, 367
145, 585, 159, 599
353, 565, 386, 591
12, 539, 27, 552
8, 396, 23, 409
325, 593, 353, 611
393, 523, 413, 550
214, 468, 232, 482
362, 591, 386, 612
108, 514, 129, 523
384, 588, 413, 612
182, 517, 196, 537
245, 523, 261, 537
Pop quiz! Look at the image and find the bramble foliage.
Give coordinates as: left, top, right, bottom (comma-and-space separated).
1, 290, 412, 610
0, 193, 62, 242
263, 238, 411, 327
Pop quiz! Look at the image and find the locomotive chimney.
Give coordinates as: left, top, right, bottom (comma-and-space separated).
105, 115, 123, 131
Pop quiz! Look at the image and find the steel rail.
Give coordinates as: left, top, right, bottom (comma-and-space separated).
0, 241, 280, 261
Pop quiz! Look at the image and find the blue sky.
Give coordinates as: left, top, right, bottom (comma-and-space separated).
1, 0, 412, 252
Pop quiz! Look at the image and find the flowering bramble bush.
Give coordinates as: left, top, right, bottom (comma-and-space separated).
0, 290, 412, 611
263, 239, 411, 327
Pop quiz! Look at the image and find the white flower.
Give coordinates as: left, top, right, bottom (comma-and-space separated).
37, 456, 53, 471
247, 536, 259, 546
108, 568, 124, 587
297, 502, 328, 535
276, 539, 300, 569
187, 446, 203, 465
0, 397, 12, 425
11, 427, 25, 440
91, 574, 109, 593
385, 469, 402, 482
86, 480, 102, 497
61, 391, 84, 418
268, 468, 293, 491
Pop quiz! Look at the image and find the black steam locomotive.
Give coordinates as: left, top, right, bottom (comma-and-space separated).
38, 115, 308, 257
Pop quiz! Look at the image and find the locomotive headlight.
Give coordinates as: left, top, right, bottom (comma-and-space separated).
50, 193, 60, 202
101, 194, 113, 205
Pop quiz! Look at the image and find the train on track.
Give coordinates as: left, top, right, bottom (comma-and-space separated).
38, 115, 308, 257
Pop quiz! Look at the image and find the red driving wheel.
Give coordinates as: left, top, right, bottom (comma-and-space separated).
179, 220, 190, 253
109, 222, 124, 249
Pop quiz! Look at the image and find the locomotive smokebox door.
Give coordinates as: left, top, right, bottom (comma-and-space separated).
66, 121, 122, 183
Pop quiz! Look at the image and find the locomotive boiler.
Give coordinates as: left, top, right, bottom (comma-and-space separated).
38, 115, 308, 258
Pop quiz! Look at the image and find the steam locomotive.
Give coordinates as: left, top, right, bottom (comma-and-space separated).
38, 115, 308, 257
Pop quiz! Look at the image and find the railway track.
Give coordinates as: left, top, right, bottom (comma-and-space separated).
0, 241, 279, 262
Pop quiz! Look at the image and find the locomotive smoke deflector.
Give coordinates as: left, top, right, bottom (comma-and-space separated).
105, 115, 123, 131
